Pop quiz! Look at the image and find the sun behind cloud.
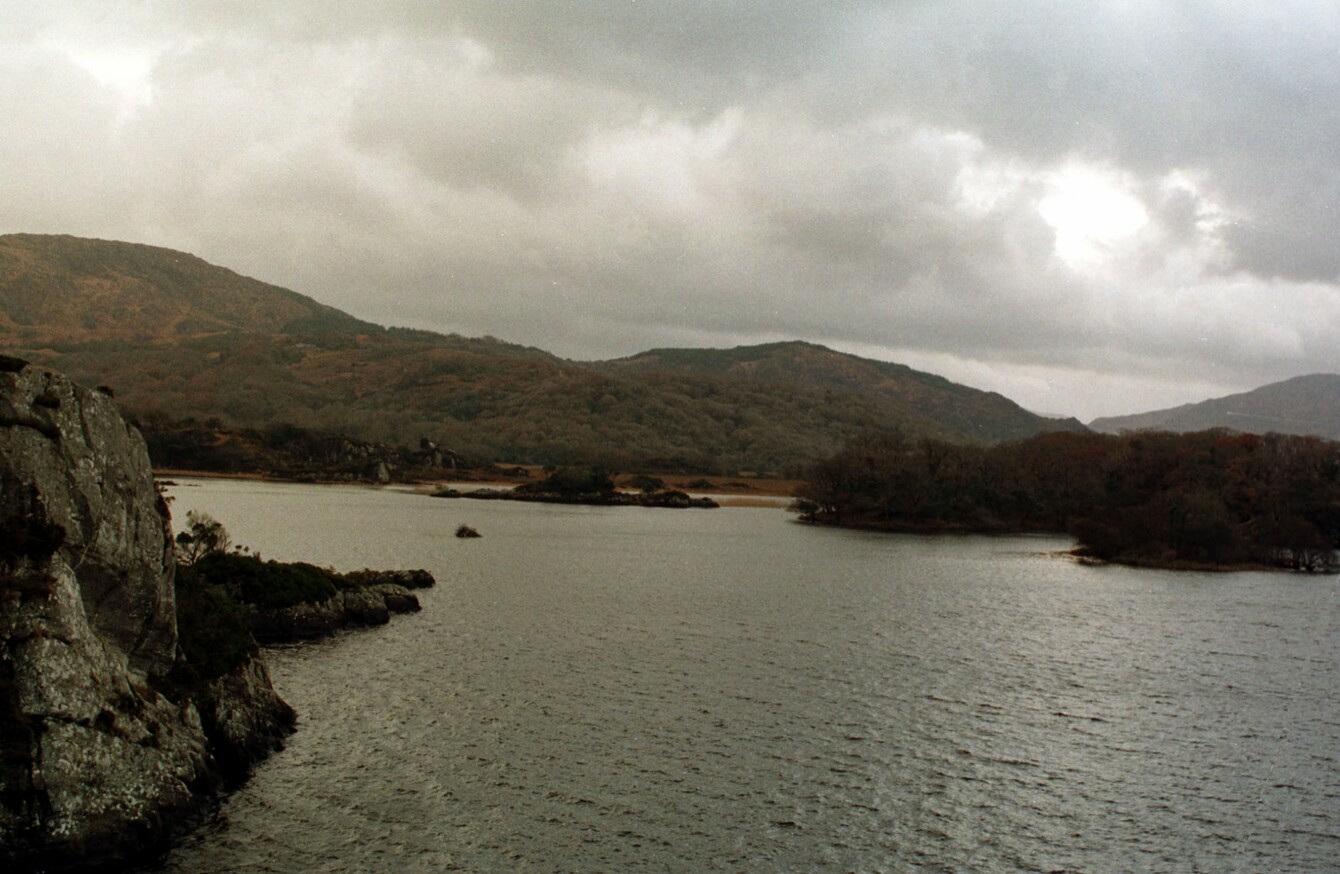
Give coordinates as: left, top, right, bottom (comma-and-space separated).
48, 40, 163, 119
1038, 162, 1148, 272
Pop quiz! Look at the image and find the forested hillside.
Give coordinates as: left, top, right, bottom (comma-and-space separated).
797, 429, 1340, 570
1, 234, 1084, 474
597, 343, 1071, 443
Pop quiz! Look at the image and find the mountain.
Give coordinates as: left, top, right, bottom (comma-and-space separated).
1089, 374, 1340, 439
0, 233, 376, 340
594, 342, 1072, 444
0, 233, 1085, 474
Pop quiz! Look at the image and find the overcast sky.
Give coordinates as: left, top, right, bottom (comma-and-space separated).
3, 1, 1338, 420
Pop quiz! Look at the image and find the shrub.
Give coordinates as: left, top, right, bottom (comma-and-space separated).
517, 466, 616, 495
188, 552, 340, 610
171, 562, 257, 687
174, 510, 231, 565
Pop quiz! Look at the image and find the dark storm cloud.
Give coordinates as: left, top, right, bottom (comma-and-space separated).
3, 1, 1339, 419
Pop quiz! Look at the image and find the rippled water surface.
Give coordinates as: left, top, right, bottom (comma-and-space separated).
150, 478, 1340, 872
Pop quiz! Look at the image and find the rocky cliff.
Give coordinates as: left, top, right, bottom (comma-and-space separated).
0, 357, 293, 869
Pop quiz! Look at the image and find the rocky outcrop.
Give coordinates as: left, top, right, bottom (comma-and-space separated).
0, 359, 177, 678
193, 657, 295, 783
0, 360, 292, 870
369, 583, 423, 614
248, 582, 425, 644
0, 554, 212, 868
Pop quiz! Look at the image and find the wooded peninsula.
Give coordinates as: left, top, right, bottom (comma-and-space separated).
793, 429, 1340, 572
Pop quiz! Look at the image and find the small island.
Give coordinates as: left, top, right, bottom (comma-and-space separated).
433, 467, 719, 509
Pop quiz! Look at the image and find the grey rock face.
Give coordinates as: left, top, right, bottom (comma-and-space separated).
0, 363, 208, 865
195, 656, 296, 780
0, 556, 211, 864
0, 363, 176, 677
0, 362, 292, 868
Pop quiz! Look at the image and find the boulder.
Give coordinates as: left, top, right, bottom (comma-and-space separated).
366, 583, 421, 614
339, 588, 390, 626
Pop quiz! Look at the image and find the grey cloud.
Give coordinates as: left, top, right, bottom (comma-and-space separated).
343, 46, 617, 201
4, 2, 1340, 421
0, 50, 136, 231
414, 1, 876, 109
846, 2, 1340, 281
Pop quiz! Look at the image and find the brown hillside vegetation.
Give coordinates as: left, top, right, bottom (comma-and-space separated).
0, 233, 373, 341
1, 233, 1085, 474
597, 343, 1065, 443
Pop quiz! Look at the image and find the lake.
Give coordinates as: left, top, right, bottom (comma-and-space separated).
146, 477, 1340, 872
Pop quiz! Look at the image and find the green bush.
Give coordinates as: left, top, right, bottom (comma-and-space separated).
189, 552, 340, 610
171, 562, 257, 687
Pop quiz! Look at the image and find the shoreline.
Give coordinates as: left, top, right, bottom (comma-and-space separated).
795, 515, 1315, 574
155, 468, 801, 504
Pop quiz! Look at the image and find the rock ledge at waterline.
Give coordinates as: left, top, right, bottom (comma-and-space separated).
248, 570, 434, 644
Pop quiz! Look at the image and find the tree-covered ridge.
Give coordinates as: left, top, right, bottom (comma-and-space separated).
797, 429, 1340, 571
1, 233, 1083, 474
139, 416, 468, 482
594, 340, 1085, 443
21, 335, 1083, 471
600, 341, 961, 393
9, 329, 1084, 476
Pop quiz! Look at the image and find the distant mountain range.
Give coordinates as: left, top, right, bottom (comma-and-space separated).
0, 233, 1083, 473
1089, 374, 1340, 440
